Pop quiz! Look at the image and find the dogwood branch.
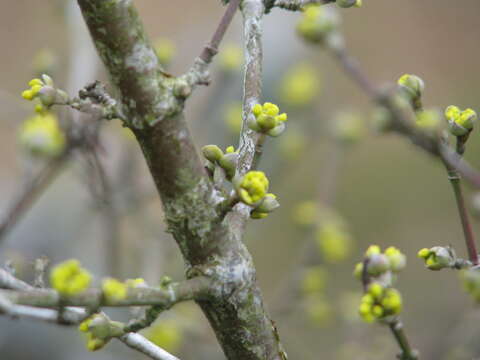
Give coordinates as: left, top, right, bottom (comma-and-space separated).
273, 0, 334, 12
0, 276, 213, 308
238, 0, 266, 175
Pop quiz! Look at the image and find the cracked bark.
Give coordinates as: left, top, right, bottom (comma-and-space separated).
77, 1, 284, 359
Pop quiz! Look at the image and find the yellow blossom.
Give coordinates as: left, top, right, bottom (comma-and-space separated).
50, 259, 91, 296
19, 112, 65, 157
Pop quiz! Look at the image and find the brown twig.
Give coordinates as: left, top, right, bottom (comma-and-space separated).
199, 0, 242, 64
0, 151, 70, 242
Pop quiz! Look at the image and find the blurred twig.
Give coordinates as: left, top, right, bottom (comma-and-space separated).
0, 151, 70, 242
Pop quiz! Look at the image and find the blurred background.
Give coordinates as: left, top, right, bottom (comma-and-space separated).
1, 0, 480, 359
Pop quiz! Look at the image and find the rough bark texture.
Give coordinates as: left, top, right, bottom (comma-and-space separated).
77, 1, 284, 359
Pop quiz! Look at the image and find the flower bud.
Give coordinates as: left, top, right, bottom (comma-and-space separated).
256, 193, 280, 213
173, 80, 192, 98
445, 105, 476, 136
367, 253, 390, 276
202, 145, 224, 163
418, 246, 455, 270
38, 86, 57, 107
297, 6, 340, 44
267, 122, 286, 137
384, 246, 406, 272
235, 171, 269, 206
397, 74, 424, 102
218, 152, 238, 179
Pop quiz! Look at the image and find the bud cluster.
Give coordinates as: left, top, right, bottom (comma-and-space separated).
445, 105, 477, 137
358, 283, 402, 323
248, 102, 288, 137
79, 314, 124, 351
22, 74, 69, 110
354, 245, 406, 279
234, 171, 279, 219
50, 259, 92, 296
417, 246, 457, 271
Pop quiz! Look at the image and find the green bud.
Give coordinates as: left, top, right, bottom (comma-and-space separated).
256, 193, 280, 213
202, 145, 224, 163
257, 114, 277, 131
173, 80, 192, 98
37, 86, 56, 107
218, 152, 239, 179
397, 74, 424, 101
267, 122, 286, 137
367, 254, 390, 276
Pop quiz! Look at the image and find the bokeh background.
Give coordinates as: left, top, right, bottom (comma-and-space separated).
1, 0, 480, 359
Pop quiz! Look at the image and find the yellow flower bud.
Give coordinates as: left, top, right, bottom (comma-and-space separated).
397, 74, 424, 101
50, 259, 91, 296
19, 112, 66, 157
236, 171, 269, 205
365, 245, 381, 257
102, 278, 127, 301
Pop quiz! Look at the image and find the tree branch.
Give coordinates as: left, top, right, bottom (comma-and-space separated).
77, 2, 286, 359
1, 276, 213, 308
0, 268, 184, 360
330, 46, 480, 189
238, 0, 265, 175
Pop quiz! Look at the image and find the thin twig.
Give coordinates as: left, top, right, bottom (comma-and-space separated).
238, 0, 265, 175
388, 320, 419, 360
120, 333, 181, 360
0, 151, 70, 242
444, 160, 479, 264
330, 44, 480, 189
199, 0, 242, 64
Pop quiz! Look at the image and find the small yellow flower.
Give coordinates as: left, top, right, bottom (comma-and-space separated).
236, 171, 269, 205
296, 5, 339, 44
102, 278, 127, 301
19, 112, 66, 157
248, 102, 288, 136
365, 245, 381, 257
445, 105, 477, 136
50, 259, 91, 296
